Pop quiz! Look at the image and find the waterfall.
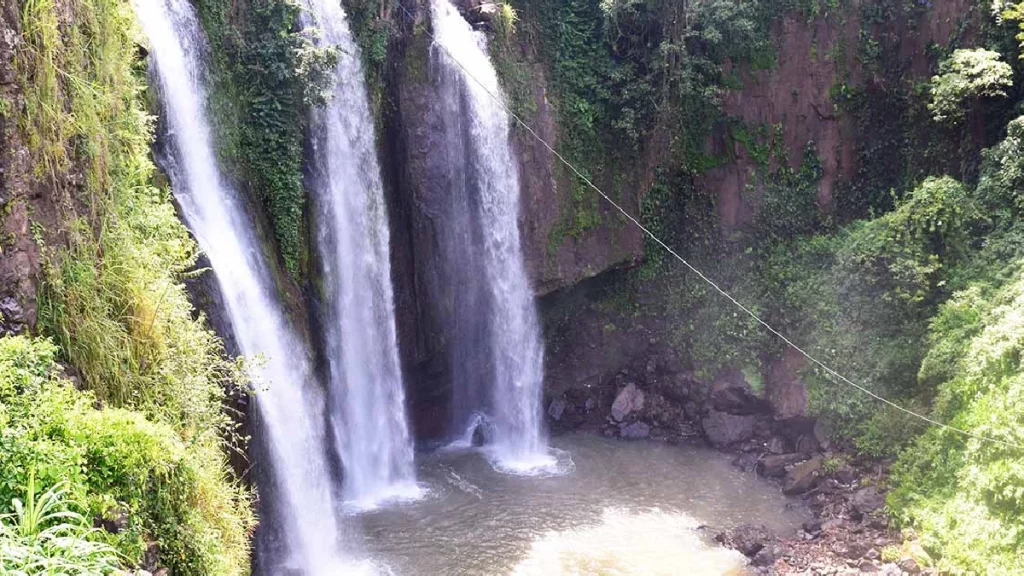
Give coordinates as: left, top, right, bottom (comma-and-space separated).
134, 0, 355, 572
429, 0, 553, 472
300, 0, 420, 507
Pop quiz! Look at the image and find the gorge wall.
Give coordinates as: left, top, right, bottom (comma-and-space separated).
0, 0, 983, 440
370, 0, 982, 437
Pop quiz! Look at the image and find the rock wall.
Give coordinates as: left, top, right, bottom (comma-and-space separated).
705, 0, 975, 228
0, 2, 57, 338
384, 0, 654, 436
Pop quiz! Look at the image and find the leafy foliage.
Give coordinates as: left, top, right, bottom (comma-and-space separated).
929, 48, 1013, 124
0, 472, 122, 575
0, 337, 255, 575
13, 0, 255, 572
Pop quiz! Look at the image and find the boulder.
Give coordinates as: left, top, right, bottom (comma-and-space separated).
715, 524, 775, 557
757, 453, 805, 478
766, 435, 791, 454
783, 455, 824, 495
849, 487, 885, 517
752, 547, 775, 567
766, 349, 808, 419
620, 421, 651, 439
471, 419, 496, 447
701, 410, 757, 447
709, 371, 763, 415
610, 383, 645, 422
547, 398, 567, 421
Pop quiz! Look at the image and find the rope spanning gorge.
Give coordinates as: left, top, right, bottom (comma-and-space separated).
397, 2, 1024, 453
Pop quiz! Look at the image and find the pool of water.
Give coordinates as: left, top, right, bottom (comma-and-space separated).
349, 433, 809, 575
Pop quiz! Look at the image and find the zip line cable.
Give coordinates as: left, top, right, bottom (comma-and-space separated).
395, 3, 1024, 451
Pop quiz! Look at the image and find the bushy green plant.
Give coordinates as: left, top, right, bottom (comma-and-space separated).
0, 473, 122, 569
0, 336, 255, 575
0, 472, 123, 575
928, 48, 1013, 124
889, 262, 1024, 574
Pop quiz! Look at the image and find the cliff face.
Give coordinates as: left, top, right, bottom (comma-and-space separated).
705, 0, 976, 229
1, 3, 38, 337
379, 0, 978, 433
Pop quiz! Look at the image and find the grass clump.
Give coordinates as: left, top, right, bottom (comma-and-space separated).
0, 472, 123, 574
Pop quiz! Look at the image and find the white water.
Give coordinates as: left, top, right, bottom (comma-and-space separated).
300, 0, 420, 507
134, 0, 353, 571
429, 0, 553, 472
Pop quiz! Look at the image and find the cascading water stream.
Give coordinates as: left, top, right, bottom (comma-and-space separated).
134, 0, 355, 572
299, 0, 420, 507
429, 0, 555, 472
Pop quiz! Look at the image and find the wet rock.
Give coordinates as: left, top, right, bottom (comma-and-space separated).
641, 391, 683, 426
709, 371, 763, 415
849, 488, 885, 518
658, 371, 700, 404
610, 383, 644, 422
829, 541, 849, 557
795, 433, 821, 454
834, 465, 859, 485
814, 419, 832, 449
97, 507, 129, 534
143, 542, 160, 571
783, 455, 823, 495
757, 453, 805, 478
547, 398, 566, 421
897, 558, 921, 574
733, 452, 759, 473
0, 296, 26, 335
821, 518, 846, 533
864, 517, 886, 531
619, 421, 651, 439
766, 436, 791, 454
752, 547, 775, 567
702, 410, 757, 447
471, 420, 495, 446
715, 524, 775, 557
845, 541, 869, 559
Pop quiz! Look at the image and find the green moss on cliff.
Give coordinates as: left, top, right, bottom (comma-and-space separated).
195, 0, 335, 280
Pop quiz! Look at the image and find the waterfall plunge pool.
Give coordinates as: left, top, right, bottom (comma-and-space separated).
349, 433, 809, 575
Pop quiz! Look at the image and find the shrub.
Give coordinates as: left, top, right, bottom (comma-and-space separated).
0, 336, 255, 575
888, 262, 1024, 574
928, 48, 1013, 124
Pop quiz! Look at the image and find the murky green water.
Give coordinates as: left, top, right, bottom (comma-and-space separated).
350, 433, 808, 575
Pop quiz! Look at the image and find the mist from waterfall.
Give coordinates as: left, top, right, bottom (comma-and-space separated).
134, 0, 355, 571
429, 0, 554, 472
300, 0, 420, 507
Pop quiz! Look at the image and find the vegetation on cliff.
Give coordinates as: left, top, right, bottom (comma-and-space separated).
6, 0, 255, 572
194, 0, 336, 280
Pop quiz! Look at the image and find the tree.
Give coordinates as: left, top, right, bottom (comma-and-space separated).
928, 48, 1013, 124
